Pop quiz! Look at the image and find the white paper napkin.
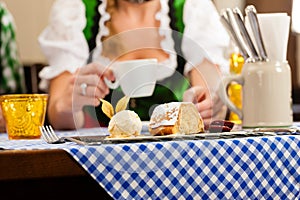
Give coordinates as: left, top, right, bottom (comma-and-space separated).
257, 13, 290, 62
245, 13, 290, 62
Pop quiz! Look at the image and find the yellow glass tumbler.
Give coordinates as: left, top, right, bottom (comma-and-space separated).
0, 94, 48, 139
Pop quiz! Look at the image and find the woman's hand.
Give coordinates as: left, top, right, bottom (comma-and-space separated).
48, 62, 114, 129
183, 86, 226, 126
185, 59, 227, 126
71, 62, 115, 111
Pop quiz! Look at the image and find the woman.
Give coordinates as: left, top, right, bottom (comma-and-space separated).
38, 0, 230, 130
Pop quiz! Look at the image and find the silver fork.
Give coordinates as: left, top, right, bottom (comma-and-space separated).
40, 125, 86, 145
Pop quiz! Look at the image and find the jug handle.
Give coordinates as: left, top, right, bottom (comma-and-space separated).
218, 75, 243, 119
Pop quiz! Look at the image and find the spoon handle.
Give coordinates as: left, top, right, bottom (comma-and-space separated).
220, 10, 248, 59
245, 5, 268, 61
233, 7, 259, 61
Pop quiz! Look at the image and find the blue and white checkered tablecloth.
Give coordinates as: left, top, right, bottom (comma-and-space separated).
1, 128, 300, 200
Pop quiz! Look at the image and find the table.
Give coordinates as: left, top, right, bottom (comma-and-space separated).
1, 127, 300, 200
0, 149, 112, 199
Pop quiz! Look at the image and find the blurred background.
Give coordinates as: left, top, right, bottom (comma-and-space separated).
2, 0, 299, 94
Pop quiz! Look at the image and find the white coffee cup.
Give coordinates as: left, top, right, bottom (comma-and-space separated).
104, 58, 158, 98
218, 61, 293, 128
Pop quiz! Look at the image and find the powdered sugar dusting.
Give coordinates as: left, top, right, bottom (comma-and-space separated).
149, 102, 183, 129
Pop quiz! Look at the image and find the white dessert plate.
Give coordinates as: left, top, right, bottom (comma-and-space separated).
104, 133, 195, 143
69, 130, 277, 145
103, 131, 277, 143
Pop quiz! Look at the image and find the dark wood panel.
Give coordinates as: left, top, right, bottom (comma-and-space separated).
0, 176, 112, 200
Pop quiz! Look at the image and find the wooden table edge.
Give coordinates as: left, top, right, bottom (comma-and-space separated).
0, 148, 87, 181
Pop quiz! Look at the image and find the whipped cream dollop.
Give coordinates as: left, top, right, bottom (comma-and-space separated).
108, 110, 142, 138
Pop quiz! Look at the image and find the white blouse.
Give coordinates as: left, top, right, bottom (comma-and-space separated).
38, 0, 230, 90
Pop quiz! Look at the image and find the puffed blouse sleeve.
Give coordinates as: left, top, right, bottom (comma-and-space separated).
38, 0, 89, 90
181, 0, 230, 75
